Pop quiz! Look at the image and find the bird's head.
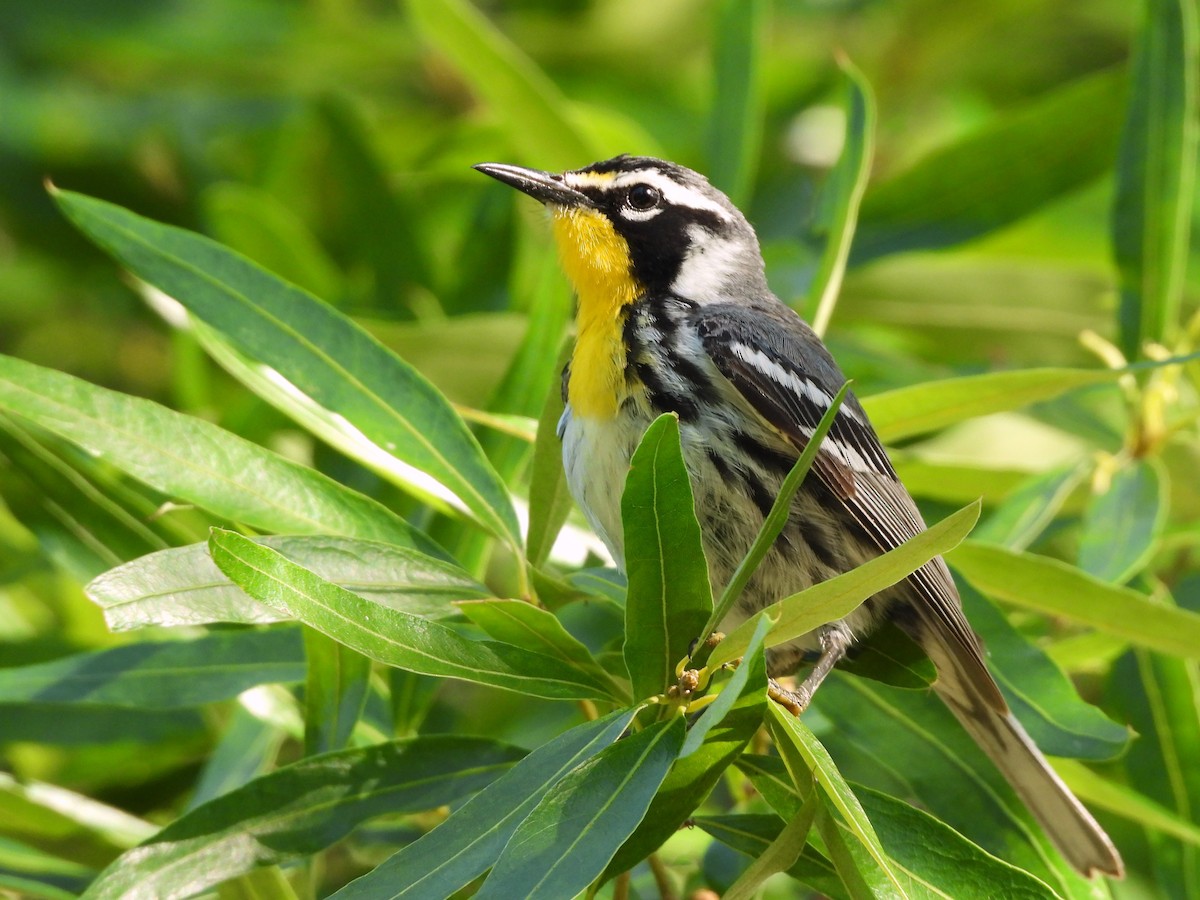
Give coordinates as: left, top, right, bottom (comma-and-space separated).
474, 155, 766, 306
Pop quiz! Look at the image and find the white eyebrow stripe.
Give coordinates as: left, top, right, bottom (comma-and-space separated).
564, 169, 732, 221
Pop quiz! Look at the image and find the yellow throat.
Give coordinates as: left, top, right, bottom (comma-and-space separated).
551, 207, 641, 419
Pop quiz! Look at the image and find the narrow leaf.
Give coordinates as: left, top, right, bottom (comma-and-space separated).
87, 535, 485, 632
456, 598, 627, 702
863, 367, 1120, 443
474, 715, 686, 900
600, 665, 767, 882
806, 55, 875, 337
209, 529, 613, 700
1111, 0, 1199, 355
0, 629, 302, 709
950, 540, 1200, 660
622, 415, 713, 701
1077, 459, 1167, 583
959, 582, 1130, 761
0, 355, 423, 550
525, 343, 574, 570
303, 630, 370, 755
712, 500, 980, 668
707, 0, 766, 206
768, 704, 908, 896
331, 708, 637, 900
52, 188, 520, 549
80, 736, 524, 900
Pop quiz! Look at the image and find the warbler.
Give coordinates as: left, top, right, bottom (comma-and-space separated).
475, 155, 1122, 878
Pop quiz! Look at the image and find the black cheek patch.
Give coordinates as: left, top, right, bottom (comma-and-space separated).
618, 207, 725, 294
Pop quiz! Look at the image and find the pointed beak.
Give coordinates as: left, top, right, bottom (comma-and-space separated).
473, 163, 596, 209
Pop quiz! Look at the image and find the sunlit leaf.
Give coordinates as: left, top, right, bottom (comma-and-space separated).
950, 540, 1200, 660
87, 535, 485, 632
622, 414, 713, 701
711, 500, 980, 668
209, 529, 613, 700
0, 355, 424, 550
52, 188, 521, 550
863, 368, 1119, 443
805, 55, 875, 337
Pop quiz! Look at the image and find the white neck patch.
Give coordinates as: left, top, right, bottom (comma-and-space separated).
670, 224, 748, 301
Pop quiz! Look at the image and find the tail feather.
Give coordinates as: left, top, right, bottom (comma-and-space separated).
922, 636, 1124, 878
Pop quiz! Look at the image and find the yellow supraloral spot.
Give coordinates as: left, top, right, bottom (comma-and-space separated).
551, 207, 641, 419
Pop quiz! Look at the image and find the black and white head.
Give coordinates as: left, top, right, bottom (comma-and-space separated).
474, 155, 769, 304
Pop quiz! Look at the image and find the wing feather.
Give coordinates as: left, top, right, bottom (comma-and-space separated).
696, 305, 1004, 710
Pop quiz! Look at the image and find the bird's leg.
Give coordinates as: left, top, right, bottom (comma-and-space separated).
768, 622, 854, 715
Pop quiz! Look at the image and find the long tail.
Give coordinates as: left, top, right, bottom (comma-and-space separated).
920, 634, 1124, 878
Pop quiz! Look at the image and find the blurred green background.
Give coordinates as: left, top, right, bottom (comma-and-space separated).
2, 0, 1199, 897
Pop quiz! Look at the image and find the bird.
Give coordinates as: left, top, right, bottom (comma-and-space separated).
474, 154, 1123, 878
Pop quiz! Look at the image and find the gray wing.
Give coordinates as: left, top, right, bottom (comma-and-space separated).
695, 302, 1004, 711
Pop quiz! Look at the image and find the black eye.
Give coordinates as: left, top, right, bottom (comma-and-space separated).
626, 184, 661, 211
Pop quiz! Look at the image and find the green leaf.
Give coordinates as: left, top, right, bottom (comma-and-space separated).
694, 813, 845, 899
805, 55, 875, 337
950, 540, 1200, 660
621, 414, 713, 701
0, 773, 154, 867
972, 463, 1089, 550
1078, 459, 1167, 583
302, 630, 370, 755
0, 416, 172, 576
600, 658, 767, 883
862, 367, 1121, 443
473, 715, 685, 900
854, 786, 1060, 900
0, 705, 206, 747
0, 354, 423, 550
835, 620, 936, 691
959, 582, 1129, 761
330, 708, 637, 900
711, 500, 980, 669
79, 736, 525, 900
1053, 758, 1200, 850
87, 535, 485, 632
768, 704, 907, 896
456, 598, 628, 702
1111, 0, 1199, 355
0, 629, 302, 708
525, 343, 575, 571
853, 66, 1127, 262
724, 790, 818, 900
1111, 640, 1200, 897
405, 0, 598, 169
208, 529, 613, 700
707, 0, 765, 206
0, 836, 96, 900
682, 613, 770, 757
811, 674, 1102, 897
51, 188, 521, 550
